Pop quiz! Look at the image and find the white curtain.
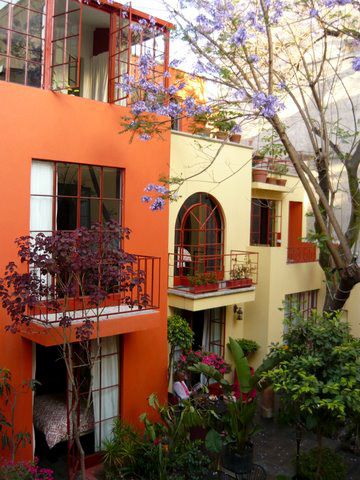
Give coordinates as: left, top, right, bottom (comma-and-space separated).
91, 336, 119, 451
90, 52, 109, 102
30, 160, 53, 234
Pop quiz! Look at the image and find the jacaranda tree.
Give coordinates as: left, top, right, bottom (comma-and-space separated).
121, 0, 360, 314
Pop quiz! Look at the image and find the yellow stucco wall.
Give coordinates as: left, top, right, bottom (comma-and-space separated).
168, 131, 358, 369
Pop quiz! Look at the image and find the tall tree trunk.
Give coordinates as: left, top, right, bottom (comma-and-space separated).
324, 263, 360, 313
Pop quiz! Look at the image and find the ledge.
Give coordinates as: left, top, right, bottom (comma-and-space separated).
168, 286, 256, 311
252, 181, 290, 193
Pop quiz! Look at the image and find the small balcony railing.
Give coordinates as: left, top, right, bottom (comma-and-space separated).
28, 255, 161, 326
168, 250, 258, 294
287, 243, 317, 263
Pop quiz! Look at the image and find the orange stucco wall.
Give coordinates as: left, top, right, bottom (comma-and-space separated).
0, 81, 170, 460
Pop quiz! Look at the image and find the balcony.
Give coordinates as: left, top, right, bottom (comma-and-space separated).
20, 255, 161, 344
168, 251, 258, 311
287, 243, 317, 263
252, 158, 294, 192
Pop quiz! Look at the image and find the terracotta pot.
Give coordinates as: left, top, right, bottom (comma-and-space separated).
197, 127, 212, 137
252, 169, 268, 183
190, 283, 219, 294
215, 131, 228, 140
276, 178, 287, 186
226, 278, 252, 289
266, 177, 278, 185
230, 134, 241, 143
261, 386, 275, 419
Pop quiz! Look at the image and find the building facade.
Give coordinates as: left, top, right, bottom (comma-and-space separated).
0, 0, 171, 477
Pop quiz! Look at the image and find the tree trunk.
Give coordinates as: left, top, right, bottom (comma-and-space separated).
324, 262, 360, 313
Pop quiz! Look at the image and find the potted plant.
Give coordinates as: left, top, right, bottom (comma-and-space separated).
189, 112, 212, 136
252, 153, 268, 182
209, 111, 237, 140
188, 272, 219, 294
226, 258, 253, 289
232, 338, 260, 357
273, 162, 288, 186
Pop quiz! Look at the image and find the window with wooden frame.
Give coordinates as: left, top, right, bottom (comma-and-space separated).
174, 192, 224, 281
0, 0, 171, 103
206, 307, 225, 357
30, 160, 123, 235
284, 290, 318, 322
250, 198, 281, 247
0, 0, 46, 87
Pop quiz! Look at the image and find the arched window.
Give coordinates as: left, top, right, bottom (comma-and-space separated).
174, 193, 224, 282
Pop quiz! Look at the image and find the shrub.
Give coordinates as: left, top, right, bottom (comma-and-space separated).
0, 460, 54, 480
232, 338, 260, 356
296, 447, 346, 480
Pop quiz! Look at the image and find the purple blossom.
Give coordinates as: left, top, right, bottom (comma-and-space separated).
141, 195, 151, 203
252, 92, 284, 118
231, 26, 247, 46
249, 54, 259, 63
145, 183, 156, 192
309, 8, 318, 17
139, 133, 151, 141
324, 0, 351, 5
132, 101, 148, 115
150, 197, 166, 211
278, 81, 286, 90
154, 185, 170, 195
352, 57, 360, 72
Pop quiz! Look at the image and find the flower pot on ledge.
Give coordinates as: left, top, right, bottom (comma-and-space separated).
276, 178, 287, 186
230, 134, 241, 143
190, 283, 219, 294
266, 177, 278, 185
226, 278, 252, 289
252, 169, 268, 182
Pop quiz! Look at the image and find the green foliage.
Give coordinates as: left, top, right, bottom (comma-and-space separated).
209, 110, 237, 132
296, 448, 346, 480
188, 272, 218, 286
103, 396, 213, 480
167, 314, 194, 380
265, 311, 360, 474
168, 315, 194, 353
231, 338, 260, 357
102, 420, 142, 478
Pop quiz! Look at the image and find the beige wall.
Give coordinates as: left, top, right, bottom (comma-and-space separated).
168, 131, 351, 369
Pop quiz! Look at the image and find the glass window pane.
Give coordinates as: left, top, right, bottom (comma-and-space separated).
12, 0, 29, 6
80, 199, 100, 227
12, 6, 28, 34
0, 54, 6, 80
51, 64, 67, 89
57, 197, 77, 230
102, 199, 119, 223
68, 60, 77, 86
53, 14, 65, 41
103, 168, 120, 199
31, 160, 54, 194
11, 32, 26, 58
29, 11, 43, 37
52, 38, 64, 65
30, 196, 53, 232
67, 9, 80, 37
81, 165, 101, 197
0, 28, 7, 53
28, 37, 42, 62
57, 163, 78, 196
9, 56, 24, 83
30, 0, 45, 12
27, 60, 41, 86
54, 0, 66, 16
0, 3, 9, 29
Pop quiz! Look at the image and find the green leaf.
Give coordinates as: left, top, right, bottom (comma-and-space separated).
228, 337, 251, 393
205, 428, 223, 453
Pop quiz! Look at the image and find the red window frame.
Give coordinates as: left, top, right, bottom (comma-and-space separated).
0, 0, 46, 87
250, 198, 282, 247
285, 290, 318, 322
207, 307, 226, 357
174, 192, 224, 283
68, 336, 121, 480
30, 160, 123, 234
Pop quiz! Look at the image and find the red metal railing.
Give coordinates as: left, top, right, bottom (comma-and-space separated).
168, 250, 258, 294
287, 243, 317, 263
28, 255, 161, 325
